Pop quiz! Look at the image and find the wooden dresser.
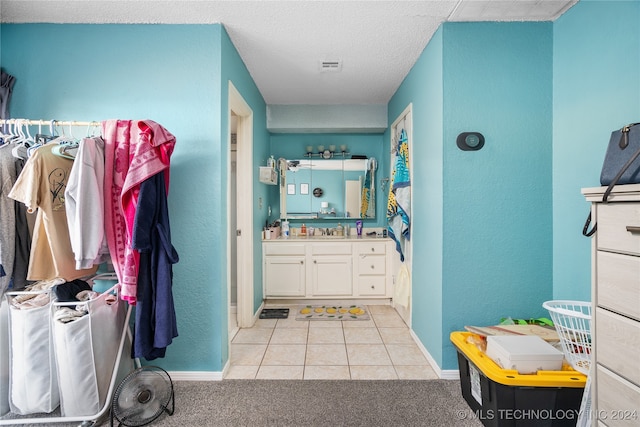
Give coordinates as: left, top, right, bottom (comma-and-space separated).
582, 184, 640, 426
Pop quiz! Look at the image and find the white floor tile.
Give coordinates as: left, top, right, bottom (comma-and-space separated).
307, 327, 345, 344
303, 365, 351, 380
305, 344, 348, 366
262, 344, 307, 365
346, 344, 392, 366
256, 365, 304, 379
350, 365, 398, 380
228, 303, 438, 381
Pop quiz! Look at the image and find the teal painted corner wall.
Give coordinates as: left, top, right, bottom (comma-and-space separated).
220, 26, 270, 337
387, 27, 445, 368
441, 22, 553, 370
552, 0, 640, 300
389, 22, 553, 370
0, 23, 267, 372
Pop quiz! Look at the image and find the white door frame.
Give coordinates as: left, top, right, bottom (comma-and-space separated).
228, 81, 254, 329
390, 103, 413, 326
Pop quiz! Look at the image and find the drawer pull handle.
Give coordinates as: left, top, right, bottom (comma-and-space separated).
370, 265, 375, 269
300, 260, 304, 264
626, 226, 640, 233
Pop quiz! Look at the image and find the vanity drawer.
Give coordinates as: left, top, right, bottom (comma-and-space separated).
357, 255, 386, 275
311, 243, 351, 255
357, 276, 386, 296
596, 202, 640, 256
355, 242, 387, 255
596, 307, 640, 386
264, 243, 306, 256
596, 365, 640, 427
597, 251, 640, 321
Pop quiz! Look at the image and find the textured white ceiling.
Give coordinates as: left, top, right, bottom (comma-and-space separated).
0, 0, 578, 105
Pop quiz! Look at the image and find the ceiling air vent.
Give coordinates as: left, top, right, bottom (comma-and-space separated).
320, 60, 342, 72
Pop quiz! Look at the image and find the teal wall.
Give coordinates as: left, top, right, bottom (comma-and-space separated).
552, 0, 640, 300
220, 27, 271, 354
387, 26, 445, 368
0, 23, 267, 372
389, 22, 553, 370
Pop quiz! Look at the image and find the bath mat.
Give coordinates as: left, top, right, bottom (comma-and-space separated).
259, 308, 289, 319
296, 305, 369, 321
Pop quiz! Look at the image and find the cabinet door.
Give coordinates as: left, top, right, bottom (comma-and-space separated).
264, 256, 306, 297
311, 256, 352, 296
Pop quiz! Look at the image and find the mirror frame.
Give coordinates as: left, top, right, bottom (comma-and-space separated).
279, 158, 374, 220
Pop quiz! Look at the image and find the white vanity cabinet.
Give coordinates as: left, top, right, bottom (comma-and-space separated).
582, 184, 640, 426
262, 238, 394, 299
354, 241, 389, 296
263, 243, 306, 297
310, 244, 353, 296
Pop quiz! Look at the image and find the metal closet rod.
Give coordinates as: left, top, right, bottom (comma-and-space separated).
0, 118, 101, 126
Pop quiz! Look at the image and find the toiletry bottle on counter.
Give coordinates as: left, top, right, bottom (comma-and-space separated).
282, 220, 290, 238
356, 220, 363, 237
300, 223, 307, 236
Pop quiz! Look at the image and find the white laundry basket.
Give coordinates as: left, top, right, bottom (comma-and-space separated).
6, 291, 59, 415
52, 284, 127, 417
542, 300, 592, 375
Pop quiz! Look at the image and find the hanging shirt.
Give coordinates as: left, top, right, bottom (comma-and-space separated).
0, 144, 17, 294
64, 136, 109, 269
8, 144, 97, 281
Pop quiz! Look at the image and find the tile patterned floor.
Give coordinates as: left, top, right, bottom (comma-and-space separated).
226, 304, 439, 380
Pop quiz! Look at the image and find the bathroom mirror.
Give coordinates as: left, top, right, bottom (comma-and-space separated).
280, 158, 375, 220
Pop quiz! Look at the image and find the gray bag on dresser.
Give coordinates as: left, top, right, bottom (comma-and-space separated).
600, 122, 640, 200
583, 122, 640, 236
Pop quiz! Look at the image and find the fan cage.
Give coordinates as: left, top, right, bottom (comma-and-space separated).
110, 366, 174, 427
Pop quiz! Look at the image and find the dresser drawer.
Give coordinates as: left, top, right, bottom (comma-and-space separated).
357, 255, 386, 275
357, 276, 386, 296
264, 243, 306, 256
597, 251, 640, 321
596, 365, 640, 427
311, 243, 351, 255
596, 202, 640, 256
355, 242, 387, 255
596, 307, 640, 386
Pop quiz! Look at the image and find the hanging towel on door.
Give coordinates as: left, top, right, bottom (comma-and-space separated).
387, 128, 411, 261
360, 158, 377, 218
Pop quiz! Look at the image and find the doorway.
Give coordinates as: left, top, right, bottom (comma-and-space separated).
228, 82, 254, 335
389, 104, 413, 326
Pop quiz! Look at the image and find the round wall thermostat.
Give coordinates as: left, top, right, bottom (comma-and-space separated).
457, 132, 485, 151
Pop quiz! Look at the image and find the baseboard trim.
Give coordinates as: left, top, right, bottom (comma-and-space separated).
167, 371, 223, 381
409, 329, 460, 380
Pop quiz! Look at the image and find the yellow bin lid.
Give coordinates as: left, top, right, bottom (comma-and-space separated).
450, 331, 586, 388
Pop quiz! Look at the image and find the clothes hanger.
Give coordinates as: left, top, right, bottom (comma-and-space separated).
51, 122, 79, 160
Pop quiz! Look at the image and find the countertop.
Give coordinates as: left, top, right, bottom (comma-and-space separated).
264, 234, 390, 242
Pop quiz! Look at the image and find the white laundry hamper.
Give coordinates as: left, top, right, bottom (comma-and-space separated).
52, 284, 128, 417
0, 299, 9, 416
6, 291, 59, 415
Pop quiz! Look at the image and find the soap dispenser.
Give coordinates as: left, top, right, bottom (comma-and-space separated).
336, 223, 343, 237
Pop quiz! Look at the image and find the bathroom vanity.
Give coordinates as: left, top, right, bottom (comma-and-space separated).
262, 236, 394, 299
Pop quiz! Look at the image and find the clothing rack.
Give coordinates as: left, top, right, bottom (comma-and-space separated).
0, 119, 100, 127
